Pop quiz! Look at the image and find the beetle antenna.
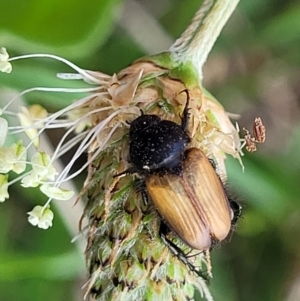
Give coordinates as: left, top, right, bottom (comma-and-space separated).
179, 89, 190, 130
125, 109, 144, 125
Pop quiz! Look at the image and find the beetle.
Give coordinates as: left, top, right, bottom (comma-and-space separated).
146, 147, 232, 250
119, 90, 240, 253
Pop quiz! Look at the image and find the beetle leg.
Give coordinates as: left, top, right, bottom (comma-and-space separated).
208, 158, 216, 170
228, 198, 242, 229
159, 221, 171, 235
134, 180, 149, 206
114, 166, 138, 178
159, 222, 209, 280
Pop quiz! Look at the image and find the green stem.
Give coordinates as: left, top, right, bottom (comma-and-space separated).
170, 0, 240, 78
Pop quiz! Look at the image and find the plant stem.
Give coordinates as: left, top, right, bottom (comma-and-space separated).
170, 0, 240, 77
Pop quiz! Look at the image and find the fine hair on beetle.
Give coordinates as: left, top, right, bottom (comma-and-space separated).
116, 89, 242, 275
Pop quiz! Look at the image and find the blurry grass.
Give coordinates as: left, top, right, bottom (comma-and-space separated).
0, 252, 83, 281
0, 0, 300, 300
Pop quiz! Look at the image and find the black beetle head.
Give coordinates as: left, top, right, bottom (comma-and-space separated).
129, 114, 161, 140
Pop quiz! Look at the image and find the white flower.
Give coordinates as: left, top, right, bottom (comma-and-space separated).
18, 105, 47, 147
10, 141, 27, 174
0, 47, 12, 73
0, 117, 8, 147
0, 141, 27, 174
0, 148, 14, 173
31, 151, 58, 180
0, 50, 125, 229
21, 172, 41, 188
27, 205, 54, 229
21, 152, 58, 188
67, 108, 92, 133
40, 184, 74, 201
0, 174, 9, 202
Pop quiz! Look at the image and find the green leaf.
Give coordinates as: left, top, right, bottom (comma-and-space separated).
260, 5, 300, 47
0, 0, 121, 59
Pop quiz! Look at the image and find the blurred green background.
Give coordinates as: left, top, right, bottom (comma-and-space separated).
0, 0, 300, 300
